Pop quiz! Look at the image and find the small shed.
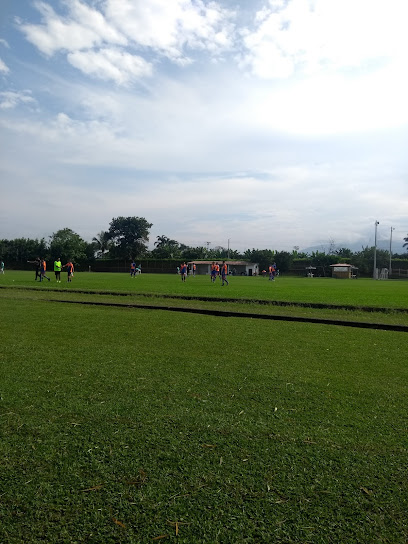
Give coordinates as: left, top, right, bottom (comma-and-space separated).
188, 261, 259, 276
330, 263, 358, 279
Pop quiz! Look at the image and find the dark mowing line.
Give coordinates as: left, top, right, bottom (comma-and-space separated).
48, 299, 408, 333
2, 284, 408, 314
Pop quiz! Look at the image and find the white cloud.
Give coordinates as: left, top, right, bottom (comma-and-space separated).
241, 0, 408, 79
0, 90, 35, 109
3, 0, 408, 250
18, 0, 236, 83
0, 57, 9, 73
67, 48, 153, 84
19, 0, 125, 56
104, 0, 236, 60
0, 38, 10, 48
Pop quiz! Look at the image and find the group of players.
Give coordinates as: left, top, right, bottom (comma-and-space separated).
28, 257, 74, 283
210, 261, 229, 286
130, 261, 142, 277
177, 261, 230, 285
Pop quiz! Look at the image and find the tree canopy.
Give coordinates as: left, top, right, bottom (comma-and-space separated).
108, 216, 152, 259
49, 228, 93, 264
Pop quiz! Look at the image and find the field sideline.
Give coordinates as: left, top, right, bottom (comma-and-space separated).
1, 272, 407, 542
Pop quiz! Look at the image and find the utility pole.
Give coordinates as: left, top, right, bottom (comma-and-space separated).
227, 238, 230, 259
373, 221, 379, 279
389, 227, 395, 275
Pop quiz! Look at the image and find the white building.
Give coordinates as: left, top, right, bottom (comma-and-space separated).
188, 261, 259, 276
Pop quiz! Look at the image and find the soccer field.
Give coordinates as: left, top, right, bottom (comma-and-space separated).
1, 273, 407, 543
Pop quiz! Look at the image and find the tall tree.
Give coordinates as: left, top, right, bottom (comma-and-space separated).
152, 235, 180, 258
108, 216, 152, 259
353, 246, 390, 275
274, 251, 293, 272
49, 228, 89, 264
92, 231, 111, 258
335, 247, 353, 258
243, 249, 276, 271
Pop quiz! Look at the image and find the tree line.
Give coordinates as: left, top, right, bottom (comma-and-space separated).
1, 216, 408, 275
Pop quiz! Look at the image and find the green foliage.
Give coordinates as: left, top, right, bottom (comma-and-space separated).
243, 248, 275, 271
274, 250, 292, 272
336, 247, 353, 258
352, 246, 390, 275
180, 246, 208, 260
108, 216, 153, 259
49, 228, 92, 265
0, 237, 47, 263
151, 235, 181, 258
309, 251, 339, 276
92, 230, 112, 258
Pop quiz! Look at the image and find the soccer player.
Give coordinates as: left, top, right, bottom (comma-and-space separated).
0, 260, 4, 274
268, 264, 276, 281
130, 260, 136, 277
40, 259, 50, 282
54, 257, 62, 282
215, 262, 220, 281
63, 260, 74, 282
221, 261, 229, 286
210, 262, 216, 282
180, 262, 188, 282
27, 257, 41, 280
192, 263, 196, 277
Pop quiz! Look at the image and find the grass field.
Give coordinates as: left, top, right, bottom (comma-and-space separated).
1, 271, 407, 543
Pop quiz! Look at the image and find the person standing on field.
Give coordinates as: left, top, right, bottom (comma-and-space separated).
130, 260, 136, 277
27, 257, 41, 280
0, 260, 4, 274
180, 262, 187, 282
63, 260, 74, 282
210, 262, 216, 282
221, 261, 229, 286
40, 259, 50, 282
54, 257, 62, 282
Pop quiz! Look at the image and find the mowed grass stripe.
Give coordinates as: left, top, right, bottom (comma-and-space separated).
1, 297, 407, 543
3, 283, 408, 314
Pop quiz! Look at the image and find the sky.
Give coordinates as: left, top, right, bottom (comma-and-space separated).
1, 0, 408, 254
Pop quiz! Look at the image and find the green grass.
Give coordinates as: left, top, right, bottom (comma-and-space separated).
1, 273, 407, 543
2, 270, 408, 309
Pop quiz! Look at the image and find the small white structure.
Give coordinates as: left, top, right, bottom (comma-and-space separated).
305, 266, 316, 277
188, 260, 259, 276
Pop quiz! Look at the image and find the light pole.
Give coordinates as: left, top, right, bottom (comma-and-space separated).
389, 227, 395, 275
227, 238, 230, 259
373, 221, 379, 279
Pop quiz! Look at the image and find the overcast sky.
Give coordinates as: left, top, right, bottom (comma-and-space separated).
1, 0, 407, 253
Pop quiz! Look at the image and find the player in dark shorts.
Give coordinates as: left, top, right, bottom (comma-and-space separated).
180, 262, 188, 282
210, 262, 217, 282
27, 257, 41, 280
63, 261, 74, 282
221, 261, 229, 286
40, 259, 50, 282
